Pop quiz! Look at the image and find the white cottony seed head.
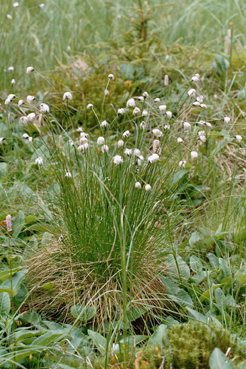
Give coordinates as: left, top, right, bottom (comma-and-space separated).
27, 95, 36, 104
35, 157, 43, 166
133, 107, 141, 115
177, 137, 183, 143
142, 91, 149, 98
18, 99, 24, 106
126, 98, 135, 107
87, 103, 93, 109
113, 155, 123, 165
148, 153, 160, 163
26, 66, 35, 74
20, 116, 28, 124
8, 66, 14, 72
142, 109, 148, 117
40, 103, 50, 113
101, 144, 109, 153
154, 98, 160, 103
100, 120, 109, 127
179, 160, 186, 167
27, 113, 36, 122
183, 122, 191, 130
13, 2, 19, 7
97, 136, 105, 145
166, 111, 172, 119
117, 139, 124, 147
224, 116, 230, 124
108, 73, 114, 80
152, 128, 163, 138
191, 151, 198, 159
140, 121, 146, 130
124, 148, 132, 156
145, 184, 151, 191
135, 182, 141, 189
235, 135, 242, 143
192, 73, 200, 82
65, 172, 72, 178
117, 108, 125, 115
63, 92, 72, 101
123, 130, 130, 138
188, 88, 196, 97
159, 105, 166, 112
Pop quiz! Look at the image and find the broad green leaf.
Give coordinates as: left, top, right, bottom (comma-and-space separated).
1, 270, 28, 296
166, 255, 190, 280
190, 255, 203, 273
186, 307, 207, 323
209, 348, 234, 369
12, 212, 25, 238
119, 335, 148, 346
0, 163, 7, 178
88, 330, 107, 355
189, 232, 201, 247
71, 304, 97, 323
32, 331, 64, 346
199, 284, 222, 303
148, 324, 168, 348
127, 305, 153, 323
0, 292, 10, 315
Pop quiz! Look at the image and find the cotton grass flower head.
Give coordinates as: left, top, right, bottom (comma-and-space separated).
20, 116, 28, 124
63, 92, 72, 101
26, 66, 35, 74
196, 95, 204, 103
200, 104, 207, 109
193, 101, 201, 107
6, 215, 12, 232
148, 153, 160, 163
192, 73, 200, 82
108, 73, 114, 80
154, 97, 160, 103
136, 96, 144, 102
35, 157, 43, 166
224, 116, 230, 124
13, 2, 19, 7
164, 124, 170, 130
18, 99, 24, 106
166, 111, 172, 119
164, 74, 169, 86
145, 184, 151, 191
78, 143, 89, 152
188, 88, 196, 97
142, 109, 148, 117
159, 105, 166, 112
22, 133, 29, 139
123, 130, 130, 138
7, 14, 13, 20
140, 121, 146, 130
100, 120, 109, 128
133, 148, 141, 157
191, 151, 198, 159
152, 128, 163, 138
179, 160, 186, 167
27, 95, 36, 104
183, 122, 191, 130
235, 135, 242, 143
5, 94, 16, 104
97, 136, 105, 145
113, 155, 123, 165
199, 135, 206, 143
40, 103, 49, 113
27, 113, 36, 122
133, 107, 141, 115
87, 103, 93, 109
126, 98, 135, 107
8, 66, 14, 72
39, 3, 45, 8
101, 144, 109, 153
0, 138, 6, 144
143, 91, 149, 98
65, 172, 72, 178
104, 89, 110, 96
177, 137, 183, 143
124, 148, 132, 156
117, 139, 124, 147
11, 79, 15, 86
117, 108, 125, 115
135, 182, 141, 189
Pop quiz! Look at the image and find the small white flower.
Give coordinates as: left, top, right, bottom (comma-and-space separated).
199, 135, 206, 143
196, 95, 204, 103
28, 136, 33, 142
235, 135, 242, 143
145, 184, 151, 191
80, 132, 88, 139
101, 144, 109, 153
0, 138, 6, 144
124, 148, 132, 156
6, 94, 16, 103
108, 73, 114, 80
26, 66, 34, 74
191, 151, 198, 159
123, 130, 130, 138
200, 104, 207, 109
154, 97, 160, 103
58, 234, 63, 241
65, 172, 72, 178
77, 127, 83, 132
140, 121, 146, 130
39, 3, 45, 8
104, 89, 110, 96
142, 109, 148, 117
133, 148, 141, 157
117, 108, 125, 115
188, 88, 196, 97
224, 116, 230, 124
18, 99, 24, 106
11, 79, 15, 87
20, 116, 28, 124
27, 113, 36, 122
205, 122, 212, 128
87, 103, 93, 109
135, 182, 141, 189
164, 124, 170, 130
152, 128, 163, 138
193, 101, 201, 107
27, 95, 36, 104
117, 139, 124, 147
7, 14, 13, 19
136, 96, 144, 102
5, 98, 11, 105
133, 107, 141, 115
166, 111, 172, 119
13, 2, 19, 7
143, 91, 149, 98
183, 122, 191, 130
100, 120, 109, 127
63, 92, 72, 101
192, 73, 200, 82
113, 155, 123, 165
148, 153, 160, 163
126, 98, 135, 107
7, 66, 14, 72
40, 103, 49, 113
159, 105, 166, 112
179, 160, 186, 167
78, 143, 89, 152
22, 133, 29, 139
177, 137, 183, 143
97, 136, 105, 145
35, 157, 43, 166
